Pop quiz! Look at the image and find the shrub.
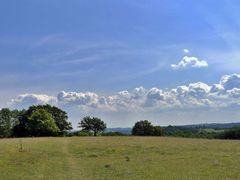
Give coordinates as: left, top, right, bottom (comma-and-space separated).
77, 130, 93, 136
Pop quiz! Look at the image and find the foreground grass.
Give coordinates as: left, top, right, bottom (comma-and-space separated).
0, 137, 239, 180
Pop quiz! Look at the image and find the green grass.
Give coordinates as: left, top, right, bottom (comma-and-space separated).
0, 137, 240, 180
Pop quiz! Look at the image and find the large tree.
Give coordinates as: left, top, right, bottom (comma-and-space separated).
132, 120, 154, 136
78, 116, 106, 136
132, 120, 164, 136
17, 105, 71, 134
13, 105, 72, 137
40, 104, 72, 133
28, 109, 60, 136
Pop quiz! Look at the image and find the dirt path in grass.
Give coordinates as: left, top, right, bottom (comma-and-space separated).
62, 138, 79, 178
63, 138, 77, 171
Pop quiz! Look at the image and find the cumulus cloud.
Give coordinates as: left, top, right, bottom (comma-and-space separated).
210, 84, 225, 94
9, 74, 240, 113
8, 73, 240, 128
10, 94, 57, 108
227, 88, 240, 98
220, 73, 240, 90
171, 56, 208, 70
187, 82, 210, 98
57, 91, 111, 113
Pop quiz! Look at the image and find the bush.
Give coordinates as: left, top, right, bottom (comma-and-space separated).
76, 130, 93, 136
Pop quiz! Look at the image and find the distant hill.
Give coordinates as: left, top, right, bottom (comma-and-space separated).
106, 122, 240, 134
105, 128, 132, 134
180, 122, 240, 130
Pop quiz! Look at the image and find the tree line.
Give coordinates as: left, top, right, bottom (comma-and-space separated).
0, 105, 72, 137
0, 104, 240, 139
0, 104, 164, 138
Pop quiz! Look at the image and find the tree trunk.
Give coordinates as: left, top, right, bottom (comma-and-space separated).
94, 131, 97, 136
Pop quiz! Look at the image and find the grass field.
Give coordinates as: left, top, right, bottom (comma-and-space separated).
0, 137, 239, 180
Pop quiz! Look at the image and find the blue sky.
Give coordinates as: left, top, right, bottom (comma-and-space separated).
1, 0, 240, 128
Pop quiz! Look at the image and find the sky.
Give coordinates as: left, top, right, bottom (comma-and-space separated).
1, 0, 240, 128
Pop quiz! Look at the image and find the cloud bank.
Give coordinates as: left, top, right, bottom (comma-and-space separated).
9, 74, 240, 112
7, 73, 240, 127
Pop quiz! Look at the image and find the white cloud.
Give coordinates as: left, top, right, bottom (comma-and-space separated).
57, 91, 108, 110
10, 94, 57, 108
171, 56, 208, 70
220, 73, 240, 90
227, 88, 240, 98
9, 74, 240, 114
210, 84, 225, 94
8, 73, 240, 127
183, 49, 190, 54
187, 82, 210, 98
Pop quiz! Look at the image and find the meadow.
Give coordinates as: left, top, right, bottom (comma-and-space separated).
0, 137, 239, 180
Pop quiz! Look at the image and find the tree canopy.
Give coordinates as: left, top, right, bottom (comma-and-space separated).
28, 108, 60, 136
12, 105, 72, 137
132, 120, 164, 136
23, 105, 72, 133
0, 108, 19, 138
78, 116, 106, 136
132, 120, 154, 136
220, 127, 240, 139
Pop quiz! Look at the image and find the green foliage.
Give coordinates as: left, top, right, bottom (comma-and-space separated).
132, 120, 154, 136
23, 105, 72, 134
0, 108, 20, 138
78, 116, 106, 136
132, 120, 164, 136
12, 109, 30, 137
163, 126, 226, 139
219, 127, 240, 139
75, 130, 93, 136
40, 104, 72, 133
13, 105, 72, 137
153, 126, 164, 136
28, 109, 60, 136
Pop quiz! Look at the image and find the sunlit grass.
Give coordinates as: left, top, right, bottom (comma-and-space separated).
0, 137, 239, 179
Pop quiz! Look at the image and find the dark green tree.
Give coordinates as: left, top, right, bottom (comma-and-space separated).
132, 120, 155, 136
12, 109, 30, 137
0, 108, 20, 138
153, 126, 164, 136
28, 109, 60, 136
78, 116, 106, 136
13, 105, 72, 136
221, 127, 240, 139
